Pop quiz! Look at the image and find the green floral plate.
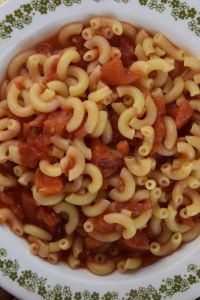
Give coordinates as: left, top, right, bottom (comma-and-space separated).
0, 0, 200, 299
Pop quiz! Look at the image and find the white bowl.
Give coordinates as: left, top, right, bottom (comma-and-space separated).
0, 0, 200, 299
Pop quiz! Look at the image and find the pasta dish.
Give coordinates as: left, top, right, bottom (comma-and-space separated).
0, 16, 200, 275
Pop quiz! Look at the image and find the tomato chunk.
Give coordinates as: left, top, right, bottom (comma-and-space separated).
116, 140, 130, 156
150, 117, 166, 155
20, 191, 37, 222
19, 134, 51, 168
89, 216, 116, 233
85, 237, 105, 250
109, 110, 124, 144
153, 97, 166, 118
118, 230, 149, 251
43, 110, 72, 136
174, 100, 193, 129
23, 114, 47, 137
35, 169, 64, 195
36, 207, 62, 235
91, 138, 122, 177
101, 57, 143, 86
114, 199, 152, 217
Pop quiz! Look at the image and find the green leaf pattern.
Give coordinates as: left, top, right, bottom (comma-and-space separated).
0, 247, 200, 299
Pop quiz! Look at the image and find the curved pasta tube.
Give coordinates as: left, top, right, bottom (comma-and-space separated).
72, 236, 84, 258
84, 35, 111, 64
150, 171, 170, 187
165, 205, 190, 233
186, 136, 200, 152
153, 203, 168, 219
59, 22, 83, 46
0, 208, 23, 236
68, 253, 80, 269
130, 57, 174, 75
54, 201, 79, 235
51, 135, 70, 151
118, 107, 136, 139
81, 199, 110, 217
32, 186, 65, 206
116, 86, 145, 115
184, 80, 200, 97
8, 50, 36, 79
139, 125, 154, 156
90, 111, 108, 138
153, 33, 184, 61
164, 77, 184, 103
143, 37, 155, 56
67, 66, 89, 96
0, 172, 17, 187
47, 81, 68, 97
184, 55, 200, 72
24, 224, 52, 241
56, 48, 80, 81
111, 102, 127, 115
87, 259, 116, 275
83, 100, 99, 134
0, 118, 21, 142
26, 54, 47, 81
180, 189, 200, 218
161, 162, 193, 180
163, 116, 177, 150
134, 210, 152, 229
30, 83, 59, 113
39, 160, 62, 177
172, 176, 200, 208
150, 232, 182, 256
83, 163, 103, 193
28, 236, 49, 258
72, 138, 92, 160
60, 146, 85, 181
59, 97, 84, 132
0, 140, 18, 163
88, 230, 121, 242
90, 16, 123, 35
109, 167, 135, 202
49, 237, 73, 252
88, 86, 112, 103
130, 95, 157, 129
83, 49, 99, 62
18, 171, 35, 186
43, 54, 59, 78
8, 143, 21, 164
153, 70, 168, 88
157, 143, 176, 156
104, 213, 136, 239
182, 221, 200, 242
135, 44, 148, 61
7, 78, 35, 117
65, 191, 97, 206
150, 216, 162, 235
177, 141, 195, 161
124, 156, 153, 177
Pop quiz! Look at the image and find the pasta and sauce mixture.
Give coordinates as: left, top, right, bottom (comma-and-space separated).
0, 16, 200, 275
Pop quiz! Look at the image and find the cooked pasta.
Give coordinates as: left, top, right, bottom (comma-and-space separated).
0, 16, 199, 276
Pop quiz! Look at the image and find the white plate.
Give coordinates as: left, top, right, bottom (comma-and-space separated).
0, 0, 200, 299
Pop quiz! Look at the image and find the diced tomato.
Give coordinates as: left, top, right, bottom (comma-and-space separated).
72, 122, 87, 139
36, 42, 53, 54
23, 114, 47, 137
118, 230, 149, 251
101, 57, 143, 86
102, 178, 109, 189
109, 35, 135, 67
109, 110, 124, 144
89, 216, 116, 233
35, 169, 64, 195
0, 191, 24, 221
0, 192, 15, 206
36, 207, 62, 235
20, 191, 37, 222
180, 217, 195, 228
43, 110, 72, 136
114, 199, 152, 218
153, 97, 166, 118
19, 134, 51, 168
91, 138, 123, 177
173, 100, 193, 130
150, 117, 166, 155
116, 140, 130, 156
85, 237, 105, 250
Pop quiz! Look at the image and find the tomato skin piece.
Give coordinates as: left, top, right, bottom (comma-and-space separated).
150, 118, 166, 155
85, 237, 104, 250
175, 100, 193, 129
91, 138, 123, 177
118, 230, 149, 251
36, 207, 62, 235
89, 216, 116, 233
35, 169, 64, 196
43, 110, 72, 136
113, 199, 152, 217
101, 57, 143, 86
19, 134, 51, 168
153, 97, 166, 118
